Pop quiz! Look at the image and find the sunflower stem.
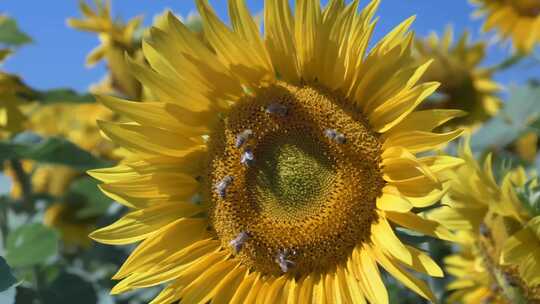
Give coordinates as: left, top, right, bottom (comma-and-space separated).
0, 199, 8, 248
9, 158, 34, 212
33, 265, 45, 303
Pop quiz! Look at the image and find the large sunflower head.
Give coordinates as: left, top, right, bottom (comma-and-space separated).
89, 1, 465, 303
413, 26, 501, 128
471, 0, 540, 53
430, 140, 540, 303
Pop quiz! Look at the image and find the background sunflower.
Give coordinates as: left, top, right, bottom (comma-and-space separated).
429, 140, 540, 303
471, 0, 540, 54
414, 26, 501, 129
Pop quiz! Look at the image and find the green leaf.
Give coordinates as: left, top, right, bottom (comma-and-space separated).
42, 272, 97, 304
32, 88, 94, 104
5, 223, 59, 268
0, 257, 17, 292
0, 137, 109, 170
472, 83, 540, 152
514, 178, 540, 217
0, 16, 32, 47
68, 177, 113, 218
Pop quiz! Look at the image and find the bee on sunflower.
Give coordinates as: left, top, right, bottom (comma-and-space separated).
471, 0, 540, 54
429, 139, 540, 303
413, 26, 501, 129
89, 1, 465, 303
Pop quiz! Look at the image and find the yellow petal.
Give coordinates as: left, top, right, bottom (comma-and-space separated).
114, 246, 226, 293
313, 274, 327, 304
244, 274, 265, 303
228, 0, 272, 71
90, 202, 203, 245
385, 109, 466, 136
500, 226, 536, 265
386, 211, 456, 241
264, 0, 299, 82
212, 266, 248, 304
294, 0, 322, 80
148, 14, 244, 102
382, 148, 438, 184
402, 245, 443, 277
88, 164, 140, 184
342, 267, 366, 304
286, 278, 298, 304
370, 245, 436, 302
98, 121, 203, 158
404, 186, 448, 208
383, 129, 463, 154
230, 272, 258, 304
196, 0, 273, 85
97, 95, 209, 136
353, 247, 389, 304
98, 172, 198, 209
149, 280, 183, 304
373, 16, 415, 54
263, 276, 288, 304
297, 275, 315, 304
333, 267, 353, 304
371, 216, 412, 265
179, 259, 239, 304
370, 82, 440, 133
113, 220, 209, 279
376, 190, 413, 213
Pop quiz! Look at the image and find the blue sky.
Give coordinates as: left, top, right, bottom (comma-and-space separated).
2, 0, 539, 93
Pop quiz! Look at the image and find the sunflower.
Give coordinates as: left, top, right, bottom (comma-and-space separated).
429, 140, 540, 303
68, 0, 143, 99
413, 26, 501, 128
0, 72, 31, 138
471, 0, 540, 54
89, 1, 465, 303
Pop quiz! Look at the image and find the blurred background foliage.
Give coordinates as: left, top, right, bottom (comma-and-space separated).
0, 1, 539, 303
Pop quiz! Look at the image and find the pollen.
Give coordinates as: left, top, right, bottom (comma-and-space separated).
206, 82, 385, 276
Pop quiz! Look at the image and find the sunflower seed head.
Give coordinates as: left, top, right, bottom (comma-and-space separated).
229, 231, 250, 254
266, 103, 288, 117
235, 129, 254, 148
216, 175, 234, 199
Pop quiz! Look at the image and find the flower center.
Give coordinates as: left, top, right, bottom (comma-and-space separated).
252, 135, 335, 222
206, 82, 384, 276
